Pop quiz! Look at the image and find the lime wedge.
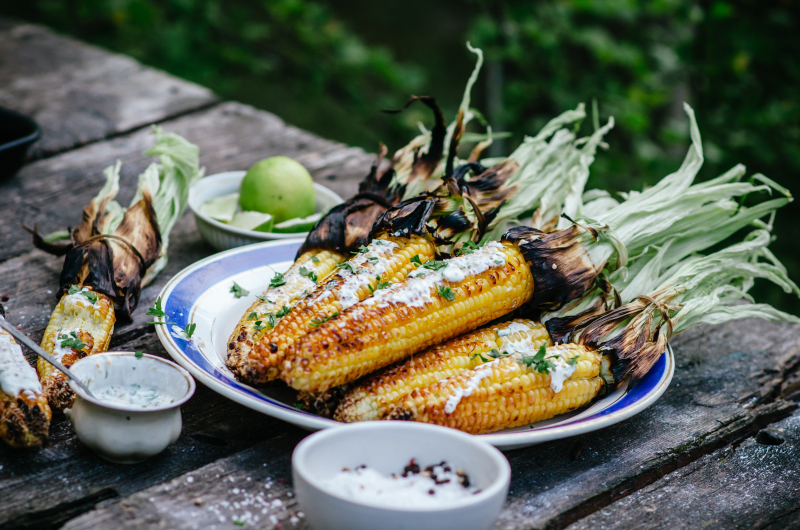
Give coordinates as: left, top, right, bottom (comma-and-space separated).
229, 211, 274, 232
271, 212, 322, 233
199, 193, 239, 223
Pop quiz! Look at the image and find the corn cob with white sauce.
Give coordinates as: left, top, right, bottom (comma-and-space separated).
0, 328, 51, 447
226, 249, 345, 382
38, 286, 115, 411
336, 319, 551, 422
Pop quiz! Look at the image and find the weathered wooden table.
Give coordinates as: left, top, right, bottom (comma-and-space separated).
2, 20, 800, 530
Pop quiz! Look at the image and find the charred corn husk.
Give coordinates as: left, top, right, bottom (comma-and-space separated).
336, 319, 551, 422
251, 235, 436, 383
282, 241, 534, 393
38, 286, 115, 411
387, 342, 606, 434
0, 328, 51, 447
226, 249, 345, 382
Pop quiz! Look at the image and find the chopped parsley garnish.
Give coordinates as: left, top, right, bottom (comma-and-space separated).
184, 323, 197, 339
269, 272, 286, 288
264, 312, 277, 328
566, 355, 580, 366
373, 239, 385, 245
310, 311, 339, 327
470, 348, 511, 363
256, 295, 274, 303
146, 297, 167, 318
230, 281, 249, 298
455, 242, 478, 256
367, 256, 379, 264
299, 266, 318, 284
352, 245, 370, 254
518, 344, 555, 374
247, 312, 259, 320
292, 402, 304, 411
58, 331, 86, 351
424, 260, 448, 271
470, 352, 492, 363
276, 305, 292, 318
68, 285, 99, 304
233, 521, 246, 527
134, 350, 144, 358
254, 320, 267, 331
336, 262, 358, 274
437, 285, 455, 302
374, 276, 392, 290
410, 254, 423, 267
311, 255, 320, 263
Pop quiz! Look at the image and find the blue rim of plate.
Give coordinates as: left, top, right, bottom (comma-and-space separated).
155, 239, 674, 449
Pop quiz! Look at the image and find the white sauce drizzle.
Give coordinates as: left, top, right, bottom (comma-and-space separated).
52, 327, 84, 362
334, 239, 398, 310
366, 241, 508, 308
542, 344, 579, 393
320, 464, 477, 508
0, 334, 42, 398
444, 359, 499, 413
63, 288, 101, 311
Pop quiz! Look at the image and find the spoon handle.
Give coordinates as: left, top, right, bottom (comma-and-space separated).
0, 316, 96, 398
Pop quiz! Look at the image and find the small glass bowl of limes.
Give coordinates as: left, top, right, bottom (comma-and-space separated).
188, 157, 344, 251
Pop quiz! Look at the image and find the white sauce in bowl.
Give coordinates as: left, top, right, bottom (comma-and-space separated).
93, 383, 176, 409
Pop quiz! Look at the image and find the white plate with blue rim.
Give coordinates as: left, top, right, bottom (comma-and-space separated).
155, 239, 674, 449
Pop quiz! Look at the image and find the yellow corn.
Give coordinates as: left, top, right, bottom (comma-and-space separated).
282, 241, 534, 393
254, 235, 436, 383
38, 286, 115, 411
0, 329, 51, 447
336, 319, 551, 422
227, 249, 345, 383
388, 343, 605, 434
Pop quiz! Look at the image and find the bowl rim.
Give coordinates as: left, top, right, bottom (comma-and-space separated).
0, 107, 41, 153
68, 351, 196, 412
292, 422, 511, 513
187, 170, 343, 240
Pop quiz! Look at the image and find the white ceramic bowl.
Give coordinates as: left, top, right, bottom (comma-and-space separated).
188, 171, 344, 251
292, 423, 511, 530
65, 352, 196, 464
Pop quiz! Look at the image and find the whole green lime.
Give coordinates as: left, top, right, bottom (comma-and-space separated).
239, 157, 316, 223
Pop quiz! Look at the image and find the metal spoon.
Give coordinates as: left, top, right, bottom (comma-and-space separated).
0, 315, 95, 398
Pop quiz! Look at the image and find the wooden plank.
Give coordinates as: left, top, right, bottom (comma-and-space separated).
565, 410, 800, 530
0, 20, 217, 159
0, 101, 375, 264
47, 319, 800, 530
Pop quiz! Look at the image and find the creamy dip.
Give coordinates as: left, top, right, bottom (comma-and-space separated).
93, 383, 176, 409
321, 460, 477, 508
366, 242, 508, 308
0, 334, 42, 398
53, 328, 84, 361
63, 288, 101, 311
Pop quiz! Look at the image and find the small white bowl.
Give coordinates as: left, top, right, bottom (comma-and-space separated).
65, 352, 196, 464
292, 423, 510, 530
188, 171, 344, 251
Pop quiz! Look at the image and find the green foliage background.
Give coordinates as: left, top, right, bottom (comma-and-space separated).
5, 0, 800, 313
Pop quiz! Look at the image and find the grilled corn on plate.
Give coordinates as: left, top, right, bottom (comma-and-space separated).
0, 327, 51, 447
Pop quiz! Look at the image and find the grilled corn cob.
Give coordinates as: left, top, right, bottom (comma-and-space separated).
386, 342, 607, 434
0, 328, 51, 447
282, 241, 533, 392
252, 235, 436, 383
336, 319, 551, 422
226, 249, 345, 382
38, 286, 115, 411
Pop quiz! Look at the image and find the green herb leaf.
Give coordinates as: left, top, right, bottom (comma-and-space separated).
311, 256, 320, 263
488, 348, 512, 359
470, 352, 492, 363
367, 256, 379, 264
230, 281, 249, 298
437, 285, 455, 302
566, 355, 580, 366
247, 312, 258, 320
292, 402, 304, 411
58, 331, 86, 351
67, 285, 99, 304
518, 344, 554, 374
256, 295, 274, 303
134, 350, 144, 358
424, 260, 448, 271
264, 312, 277, 328
184, 322, 196, 338
374, 276, 392, 290
68, 285, 81, 296
352, 245, 370, 254
276, 305, 292, 319
254, 320, 266, 331
146, 297, 167, 318
233, 521, 246, 527
410, 255, 422, 267
299, 266, 318, 284
269, 272, 286, 288
310, 311, 339, 327
336, 262, 358, 274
